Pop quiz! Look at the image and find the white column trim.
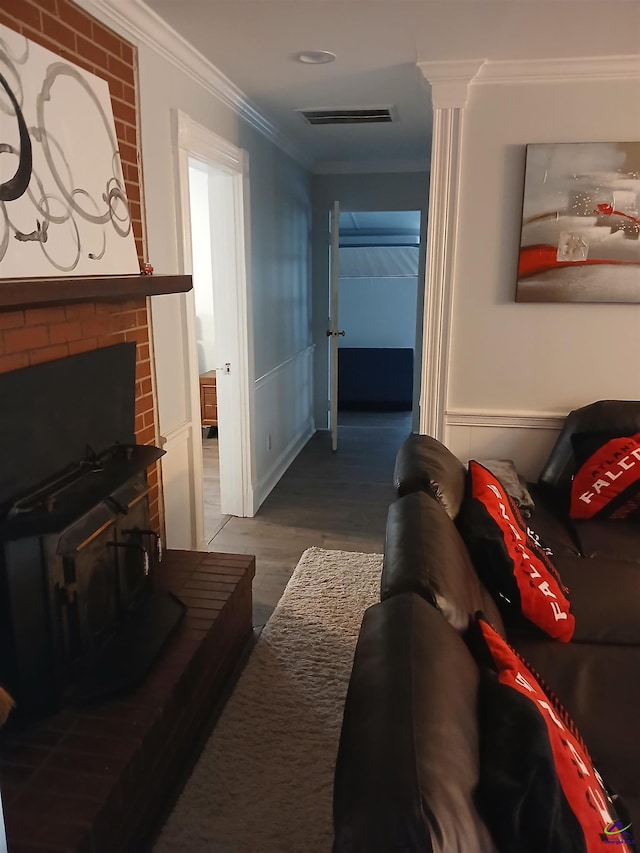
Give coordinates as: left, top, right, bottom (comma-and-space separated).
417, 60, 484, 440
417, 60, 486, 108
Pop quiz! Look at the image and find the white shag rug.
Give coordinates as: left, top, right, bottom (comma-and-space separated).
153, 547, 382, 853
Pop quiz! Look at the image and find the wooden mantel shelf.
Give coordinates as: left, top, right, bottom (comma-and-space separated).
0, 274, 192, 311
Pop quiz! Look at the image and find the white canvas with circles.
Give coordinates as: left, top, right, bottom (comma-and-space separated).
0, 24, 140, 278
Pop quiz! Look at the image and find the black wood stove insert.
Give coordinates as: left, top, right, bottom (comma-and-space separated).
0, 343, 185, 725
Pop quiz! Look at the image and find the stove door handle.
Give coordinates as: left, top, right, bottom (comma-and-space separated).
108, 541, 151, 575
121, 529, 162, 563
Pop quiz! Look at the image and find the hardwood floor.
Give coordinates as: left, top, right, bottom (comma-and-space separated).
202, 411, 412, 628
201, 429, 231, 539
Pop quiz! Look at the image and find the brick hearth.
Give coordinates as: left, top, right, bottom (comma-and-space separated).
0, 550, 255, 853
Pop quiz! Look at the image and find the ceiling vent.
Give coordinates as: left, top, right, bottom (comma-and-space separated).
297, 106, 396, 126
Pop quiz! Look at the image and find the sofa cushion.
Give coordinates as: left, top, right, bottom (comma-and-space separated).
536, 556, 640, 646
570, 433, 640, 520
458, 461, 574, 642
529, 480, 640, 563
473, 618, 633, 853
570, 517, 640, 562
510, 638, 640, 824
393, 434, 467, 519
333, 594, 499, 853
382, 491, 506, 637
526, 484, 581, 556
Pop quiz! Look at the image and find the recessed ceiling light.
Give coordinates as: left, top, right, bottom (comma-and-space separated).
295, 50, 336, 65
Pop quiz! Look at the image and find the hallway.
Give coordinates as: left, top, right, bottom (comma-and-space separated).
204, 412, 412, 627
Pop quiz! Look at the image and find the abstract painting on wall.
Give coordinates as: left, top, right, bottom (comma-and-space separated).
516, 142, 640, 303
0, 24, 139, 278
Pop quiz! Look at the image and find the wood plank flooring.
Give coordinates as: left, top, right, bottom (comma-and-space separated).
202, 411, 412, 628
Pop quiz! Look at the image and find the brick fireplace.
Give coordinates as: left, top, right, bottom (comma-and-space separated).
0, 306, 256, 852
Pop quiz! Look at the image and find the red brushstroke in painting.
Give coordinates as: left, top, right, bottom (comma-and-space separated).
518, 245, 640, 279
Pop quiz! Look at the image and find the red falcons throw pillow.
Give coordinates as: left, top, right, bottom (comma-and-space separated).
473, 616, 634, 853
458, 461, 574, 641
570, 433, 640, 520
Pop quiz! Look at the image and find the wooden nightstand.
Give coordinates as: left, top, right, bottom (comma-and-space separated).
199, 370, 218, 427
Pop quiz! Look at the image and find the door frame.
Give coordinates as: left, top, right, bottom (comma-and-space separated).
172, 109, 254, 543
328, 200, 340, 451
326, 205, 424, 433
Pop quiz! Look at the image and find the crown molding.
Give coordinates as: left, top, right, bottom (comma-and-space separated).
476, 54, 640, 84
417, 55, 640, 104
72, 0, 310, 168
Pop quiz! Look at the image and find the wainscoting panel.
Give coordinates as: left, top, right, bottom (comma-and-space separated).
160, 421, 201, 549
444, 409, 567, 481
253, 346, 315, 511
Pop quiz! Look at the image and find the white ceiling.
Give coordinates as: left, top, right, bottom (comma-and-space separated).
143, 0, 640, 171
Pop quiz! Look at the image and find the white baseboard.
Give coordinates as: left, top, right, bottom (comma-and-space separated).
252, 420, 315, 513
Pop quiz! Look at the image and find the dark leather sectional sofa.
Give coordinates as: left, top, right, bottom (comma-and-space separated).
333, 401, 640, 852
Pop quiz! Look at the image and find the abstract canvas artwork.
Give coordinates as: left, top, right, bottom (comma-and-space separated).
0, 24, 140, 278
516, 142, 640, 303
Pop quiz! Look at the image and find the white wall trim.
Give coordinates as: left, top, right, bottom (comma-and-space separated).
176, 110, 245, 173
254, 345, 315, 390
477, 55, 640, 85
418, 107, 461, 440
252, 346, 315, 511
160, 420, 193, 448
446, 409, 567, 431
159, 422, 208, 551
417, 60, 486, 108
73, 0, 309, 167
168, 109, 255, 539
253, 420, 315, 514
417, 60, 483, 441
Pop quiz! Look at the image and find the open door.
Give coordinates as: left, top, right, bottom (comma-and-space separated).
328, 200, 341, 452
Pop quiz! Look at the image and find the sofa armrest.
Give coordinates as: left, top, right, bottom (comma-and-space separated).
538, 400, 640, 493
333, 594, 498, 853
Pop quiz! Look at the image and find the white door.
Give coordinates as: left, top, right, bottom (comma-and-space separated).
328, 200, 341, 452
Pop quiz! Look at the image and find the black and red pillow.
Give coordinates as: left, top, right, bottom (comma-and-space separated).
570, 432, 640, 520
458, 461, 574, 642
473, 616, 634, 853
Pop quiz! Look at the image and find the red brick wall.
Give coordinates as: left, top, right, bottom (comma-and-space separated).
0, 0, 163, 532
